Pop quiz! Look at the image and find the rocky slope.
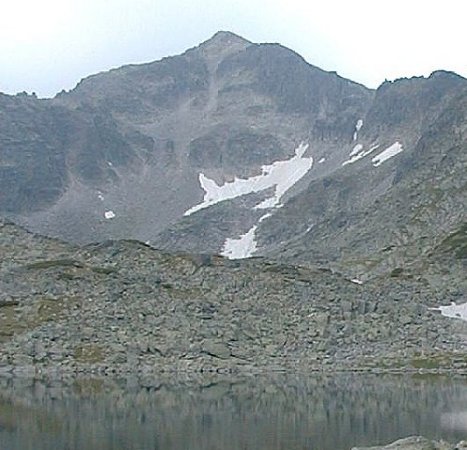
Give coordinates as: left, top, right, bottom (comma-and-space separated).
0, 220, 465, 375
0, 33, 466, 375
1, 32, 465, 286
1, 33, 465, 283
0, 32, 371, 245
259, 77, 467, 278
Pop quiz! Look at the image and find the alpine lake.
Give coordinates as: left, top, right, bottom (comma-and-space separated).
0, 373, 465, 450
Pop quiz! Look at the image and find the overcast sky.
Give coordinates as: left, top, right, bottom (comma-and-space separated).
1, 0, 466, 97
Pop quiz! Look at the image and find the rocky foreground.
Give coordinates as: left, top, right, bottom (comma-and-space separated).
0, 219, 466, 375
353, 436, 467, 450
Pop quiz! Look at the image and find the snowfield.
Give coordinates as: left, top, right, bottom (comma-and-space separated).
184, 143, 313, 216
372, 142, 404, 166
184, 143, 314, 259
432, 302, 467, 322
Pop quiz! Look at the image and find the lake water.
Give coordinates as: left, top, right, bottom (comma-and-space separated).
0, 374, 465, 449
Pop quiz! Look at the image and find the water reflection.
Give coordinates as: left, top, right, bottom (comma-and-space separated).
441, 411, 467, 433
0, 374, 465, 450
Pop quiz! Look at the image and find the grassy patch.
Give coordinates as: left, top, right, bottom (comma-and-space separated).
26, 259, 83, 270
74, 344, 105, 363
409, 353, 467, 370
90, 266, 117, 275
437, 223, 467, 259
35, 298, 64, 323
410, 356, 446, 370
0, 304, 24, 342
390, 267, 404, 277
0, 298, 65, 343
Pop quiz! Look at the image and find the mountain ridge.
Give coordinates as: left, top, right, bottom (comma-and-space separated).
0, 31, 465, 285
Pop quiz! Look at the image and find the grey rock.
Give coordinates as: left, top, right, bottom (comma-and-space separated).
202, 341, 231, 359
352, 436, 454, 450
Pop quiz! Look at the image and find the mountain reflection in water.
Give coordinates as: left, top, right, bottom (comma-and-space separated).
0, 374, 465, 450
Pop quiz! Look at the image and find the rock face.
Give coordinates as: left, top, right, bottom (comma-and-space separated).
0, 32, 370, 246
0, 219, 465, 375
2, 31, 464, 285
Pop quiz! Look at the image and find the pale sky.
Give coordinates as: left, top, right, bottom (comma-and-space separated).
1, 0, 466, 98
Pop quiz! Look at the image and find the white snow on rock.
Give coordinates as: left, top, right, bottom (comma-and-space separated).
97, 192, 104, 201
184, 143, 313, 216
254, 196, 277, 210
188, 142, 315, 260
342, 144, 380, 166
353, 119, 363, 141
372, 142, 404, 166
349, 144, 363, 157
318, 157, 326, 164
104, 210, 116, 219
221, 224, 258, 259
431, 302, 467, 322
258, 212, 272, 223
221, 211, 274, 259
351, 278, 363, 285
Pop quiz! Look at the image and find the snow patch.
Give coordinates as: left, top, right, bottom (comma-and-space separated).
107, 161, 113, 167
97, 192, 104, 201
351, 278, 363, 285
353, 119, 363, 141
258, 213, 272, 223
349, 144, 363, 157
372, 142, 404, 166
104, 210, 115, 219
221, 224, 258, 259
221, 210, 277, 259
254, 196, 277, 210
342, 144, 380, 166
431, 302, 467, 322
184, 143, 313, 216
318, 157, 326, 164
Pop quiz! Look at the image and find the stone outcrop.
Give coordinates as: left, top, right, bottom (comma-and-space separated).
0, 220, 465, 375
352, 436, 467, 450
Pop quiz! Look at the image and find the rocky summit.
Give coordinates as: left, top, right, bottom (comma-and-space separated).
0, 32, 466, 375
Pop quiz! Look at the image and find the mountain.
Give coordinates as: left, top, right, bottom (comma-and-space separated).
0, 31, 466, 284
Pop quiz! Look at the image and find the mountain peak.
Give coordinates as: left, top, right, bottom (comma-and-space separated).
203, 31, 251, 46
193, 31, 251, 65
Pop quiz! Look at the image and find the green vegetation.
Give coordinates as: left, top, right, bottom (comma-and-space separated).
390, 267, 404, 277
74, 345, 105, 363
0, 298, 65, 343
437, 223, 467, 259
410, 352, 467, 370
90, 266, 117, 275
26, 259, 83, 270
